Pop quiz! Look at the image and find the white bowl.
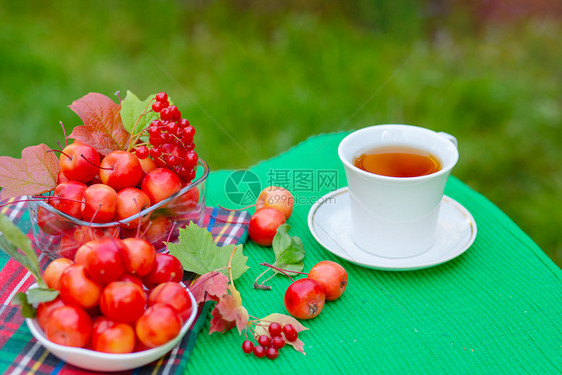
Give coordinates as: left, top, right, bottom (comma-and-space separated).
26, 287, 198, 372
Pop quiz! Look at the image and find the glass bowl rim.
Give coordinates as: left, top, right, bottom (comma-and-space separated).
32, 158, 209, 228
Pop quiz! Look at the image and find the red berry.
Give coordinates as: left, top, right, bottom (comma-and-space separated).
135, 146, 149, 159
148, 125, 160, 137
160, 107, 172, 121
253, 345, 266, 358
242, 340, 254, 354
155, 92, 168, 102
149, 134, 163, 147
167, 105, 181, 121
152, 101, 165, 113
268, 322, 282, 337
179, 118, 190, 128
283, 324, 298, 342
182, 126, 195, 143
167, 121, 180, 135
257, 335, 271, 347
265, 346, 279, 360
271, 335, 285, 349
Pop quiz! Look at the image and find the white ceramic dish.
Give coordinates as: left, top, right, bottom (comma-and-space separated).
308, 187, 477, 271
25, 286, 198, 372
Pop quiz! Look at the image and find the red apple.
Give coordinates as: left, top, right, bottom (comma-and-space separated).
59, 141, 100, 183
81, 184, 118, 223
99, 151, 143, 191
141, 168, 182, 205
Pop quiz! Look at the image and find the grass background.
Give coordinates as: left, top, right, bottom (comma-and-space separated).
0, 1, 560, 266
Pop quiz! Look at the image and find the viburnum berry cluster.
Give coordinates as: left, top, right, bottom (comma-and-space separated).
133, 92, 198, 184
242, 323, 299, 360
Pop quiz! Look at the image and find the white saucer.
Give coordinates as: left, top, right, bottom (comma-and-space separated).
307, 187, 477, 271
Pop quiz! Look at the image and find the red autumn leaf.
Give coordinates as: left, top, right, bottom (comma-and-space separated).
189, 271, 230, 304
209, 285, 249, 335
253, 313, 309, 354
0, 144, 60, 200
68, 93, 129, 155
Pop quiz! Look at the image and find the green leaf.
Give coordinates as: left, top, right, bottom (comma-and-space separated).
120, 90, 159, 135
168, 224, 249, 280
0, 214, 44, 286
26, 287, 59, 305
271, 224, 305, 276
12, 292, 36, 318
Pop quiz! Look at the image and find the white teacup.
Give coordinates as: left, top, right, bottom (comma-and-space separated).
338, 124, 458, 258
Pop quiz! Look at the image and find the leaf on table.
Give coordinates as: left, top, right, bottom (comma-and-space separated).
254, 313, 309, 355
209, 285, 249, 335
168, 224, 249, 280
120, 91, 158, 136
189, 271, 230, 304
0, 143, 59, 200
68, 92, 129, 155
272, 224, 305, 275
0, 213, 45, 286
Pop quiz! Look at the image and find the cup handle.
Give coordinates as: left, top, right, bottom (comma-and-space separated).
438, 132, 458, 148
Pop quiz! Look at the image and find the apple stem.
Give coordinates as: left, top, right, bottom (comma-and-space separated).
58, 121, 68, 147
47, 149, 72, 160
79, 154, 111, 170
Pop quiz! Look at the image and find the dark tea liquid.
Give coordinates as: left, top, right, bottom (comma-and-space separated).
353, 146, 441, 177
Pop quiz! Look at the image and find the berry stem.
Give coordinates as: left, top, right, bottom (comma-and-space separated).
261, 262, 308, 277
253, 268, 272, 290
128, 98, 156, 152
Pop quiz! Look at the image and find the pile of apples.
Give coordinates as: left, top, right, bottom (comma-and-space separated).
34, 93, 202, 260
37, 236, 192, 353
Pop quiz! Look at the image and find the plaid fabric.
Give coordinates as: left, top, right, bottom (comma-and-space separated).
0, 199, 249, 374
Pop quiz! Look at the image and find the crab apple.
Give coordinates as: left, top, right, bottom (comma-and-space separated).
74, 238, 127, 285
166, 186, 199, 217
45, 305, 93, 348
138, 157, 158, 180
141, 168, 182, 205
91, 316, 135, 354
248, 208, 286, 246
255, 186, 294, 219
142, 215, 175, 251
36, 297, 66, 330
43, 258, 73, 290
51, 181, 87, 219
59, 141, 100, 183
135, 303, 182, 348
118, 273, 144, 290
99, 150, 144, 191
57, 170, 69, 184
59, 226, 119, 260
59, 264, 102, 309
308, 261, 348, 301
148, 282, 192, 323
142, 253, 183, 289
115, 187, 152, 228
81, 184, 118, 223
37, 206, 73, 235
121, 238, 156, 277
100, 281, 147, 323
284, 278, 325, 320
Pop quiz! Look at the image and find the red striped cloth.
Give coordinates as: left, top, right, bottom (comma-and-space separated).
0, 199, 249, 374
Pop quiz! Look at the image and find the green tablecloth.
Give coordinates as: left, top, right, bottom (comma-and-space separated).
188, 132, 561, 374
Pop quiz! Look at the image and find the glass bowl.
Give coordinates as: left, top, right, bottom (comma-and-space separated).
28, 159, 209, 259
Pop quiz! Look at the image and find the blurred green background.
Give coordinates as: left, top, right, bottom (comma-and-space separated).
0, 1, 560, 266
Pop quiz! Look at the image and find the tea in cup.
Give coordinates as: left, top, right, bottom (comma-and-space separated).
338, 124, 458, 258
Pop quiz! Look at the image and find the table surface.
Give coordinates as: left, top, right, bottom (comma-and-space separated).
187, 132, 561, 374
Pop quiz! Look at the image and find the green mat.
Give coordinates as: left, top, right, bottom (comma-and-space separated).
188, 132, 561, 374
